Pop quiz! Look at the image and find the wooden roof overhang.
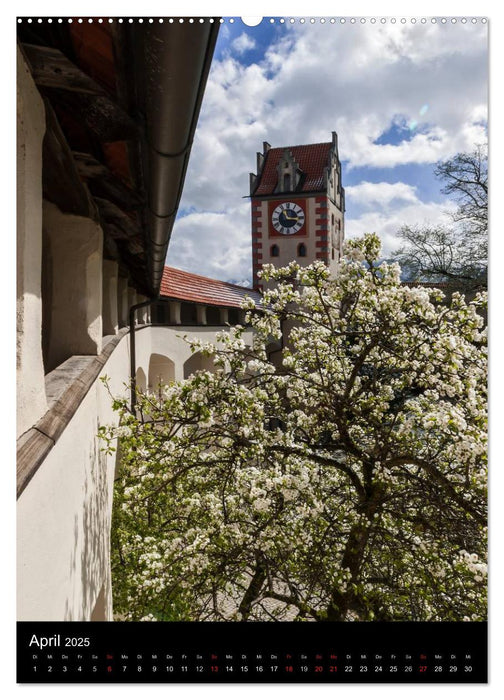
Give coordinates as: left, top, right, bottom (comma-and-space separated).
17, 19, 219, 296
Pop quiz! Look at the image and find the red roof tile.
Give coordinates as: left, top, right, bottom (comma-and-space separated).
160, 266, 262, 309
254, 142, 332, 196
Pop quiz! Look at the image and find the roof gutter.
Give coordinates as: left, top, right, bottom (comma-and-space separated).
130, 20, 220, 296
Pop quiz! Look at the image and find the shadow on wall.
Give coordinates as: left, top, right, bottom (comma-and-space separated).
136, 367, 147, 393
64, 425, 112, 621
183, 351, 218, 379
148, 353, 175, 394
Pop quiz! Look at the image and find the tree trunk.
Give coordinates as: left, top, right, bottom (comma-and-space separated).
326, 481, 385, 621
238, 554, 267, 620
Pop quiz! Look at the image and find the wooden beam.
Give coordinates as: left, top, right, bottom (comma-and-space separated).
42, 99, 97, 219
23, 43, 109, 94
22, 43, 138, 141
94, 197, 141, 239
73, 151, 143, 211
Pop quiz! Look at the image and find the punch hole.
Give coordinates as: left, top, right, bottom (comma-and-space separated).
242, 17, 263, 26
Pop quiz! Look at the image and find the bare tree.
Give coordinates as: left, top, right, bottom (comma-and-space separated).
393, 144, 487, 292
435, 143, 487, 237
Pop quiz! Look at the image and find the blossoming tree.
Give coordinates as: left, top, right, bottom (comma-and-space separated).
103, 234, 487, 622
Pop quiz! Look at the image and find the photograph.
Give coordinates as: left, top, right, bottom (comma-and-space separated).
16, 14, 488, 682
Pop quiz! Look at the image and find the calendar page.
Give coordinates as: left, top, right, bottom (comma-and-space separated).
16, 14, 488, 684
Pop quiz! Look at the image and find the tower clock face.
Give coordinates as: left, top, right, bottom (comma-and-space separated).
271, 202, 305, 235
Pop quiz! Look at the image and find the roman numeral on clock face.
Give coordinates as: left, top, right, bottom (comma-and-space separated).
271, 201, 305, 235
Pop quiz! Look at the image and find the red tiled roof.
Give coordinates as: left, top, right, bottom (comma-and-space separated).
160, 266, 262, 309
254, 142, 332, 196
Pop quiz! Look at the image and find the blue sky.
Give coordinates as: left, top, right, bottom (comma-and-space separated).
167, 17, 488, 283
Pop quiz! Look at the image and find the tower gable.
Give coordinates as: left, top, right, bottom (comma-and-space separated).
275, 148, 302, 194
250, 141, 334, 197
250, 134, 345, 289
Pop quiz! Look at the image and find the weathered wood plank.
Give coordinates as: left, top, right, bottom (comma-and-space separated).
94, 197, 141, 239
73, 151, 143, 211
22, 43, 138, 141
17, 429, 54, 498
23, 43, 110, 95
16, 329, 129, 500
42, 99, 96, 219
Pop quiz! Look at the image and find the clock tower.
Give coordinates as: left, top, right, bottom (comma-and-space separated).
249, 132, 345, 289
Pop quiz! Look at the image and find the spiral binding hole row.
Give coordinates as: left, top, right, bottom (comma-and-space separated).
17, 17, 488, 25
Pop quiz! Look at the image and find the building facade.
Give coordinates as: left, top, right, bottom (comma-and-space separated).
16, 21, 343, 624
16, 20, 235, 622
249, 132, 345, 289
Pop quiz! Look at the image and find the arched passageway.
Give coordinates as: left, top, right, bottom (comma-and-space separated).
135, 366, 147, 392
148, 353, 175, 395
183, 351, 217, 379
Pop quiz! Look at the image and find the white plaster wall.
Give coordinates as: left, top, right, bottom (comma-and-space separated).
43, 201, 103, 369
102, 260, 119, 335
16, 47, 48, 437
17, 324, 252, 621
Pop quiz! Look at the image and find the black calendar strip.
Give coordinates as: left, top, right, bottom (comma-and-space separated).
17, 621, 487, 683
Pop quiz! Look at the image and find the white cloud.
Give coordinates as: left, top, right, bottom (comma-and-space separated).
231, 32, 256, 55
345, 181, 419, 208
169, 20, 487, 281
167, 203, 252, 281
346, 198, 458, 258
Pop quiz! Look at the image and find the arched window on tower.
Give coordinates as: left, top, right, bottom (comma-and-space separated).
271, 244, 280, 257
283, 173, 291, 192
298, 243, 307, 257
